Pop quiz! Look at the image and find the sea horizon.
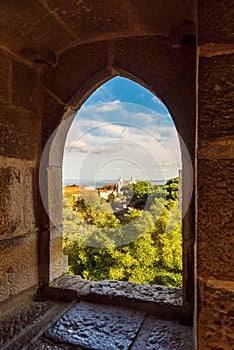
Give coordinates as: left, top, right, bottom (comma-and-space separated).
63, 178, 167, 188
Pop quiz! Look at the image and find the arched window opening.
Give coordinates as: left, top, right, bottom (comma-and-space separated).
62, 77, 190, 290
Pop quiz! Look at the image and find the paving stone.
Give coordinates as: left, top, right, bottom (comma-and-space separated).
32, 302, 193, 350
132, 316, 193, 350
40, 302, 145, 350
31, 339, 81, 349
0, 301, 54, 347
145, 318, 193, 349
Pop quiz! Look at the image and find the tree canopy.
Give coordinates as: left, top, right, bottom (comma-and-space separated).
63, 177, 182, 287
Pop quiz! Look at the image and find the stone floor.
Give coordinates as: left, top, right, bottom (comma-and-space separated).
30, 301, 194, 350
0, 277, 194, 349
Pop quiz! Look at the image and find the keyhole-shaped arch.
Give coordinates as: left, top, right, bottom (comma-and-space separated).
40, 67, 194, 323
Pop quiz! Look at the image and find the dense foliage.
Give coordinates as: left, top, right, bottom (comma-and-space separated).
63, 177, 182, 287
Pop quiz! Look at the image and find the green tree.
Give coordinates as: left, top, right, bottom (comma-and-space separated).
63, 176, 182, 288
164, 177, 179, 200
108, 192, 116, 202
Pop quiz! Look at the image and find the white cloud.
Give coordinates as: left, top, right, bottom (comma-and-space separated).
138, 112, 155, 123
63, 100, 182, 181
67, 139, 120, 155
92, 145, 120, 154
100, 123, 128, 137
68, 140, 93, 153
95, 100, 122, 112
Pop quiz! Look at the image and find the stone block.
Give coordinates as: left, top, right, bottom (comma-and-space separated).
42, 92, 67, 150
47, 166, 62, 228
20, 47, 56, 65
0, 0, 74, 54
0, 167, 21, 236
25, 167, 46, 231
135, 316, 193, 349
11, 61, 35, 110
28, 14, 74, 54
197, 159, 234, 280
198, 0, 234, 44
42, 301, 145, 349
89, 280, 182, 306
47, 0, 137, 40
0, 50, 10, 102
129, 0, 195, 36
199, 55, 234, 140
0, 233, 38, 302
198, 280, 234, 349
0, 274, 9, 303
198, 137, 234, 160
45, 42, 108, 102
0, 301, 53, 346
114, 37, 187, 96
24, 168, 36, 231
49, 228, 68, 282
34, 301, 193, 349
41, 91, 65, 149
0, 0, 45, 48
0, 102, 37, 159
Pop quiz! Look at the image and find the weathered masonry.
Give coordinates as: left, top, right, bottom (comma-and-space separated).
0, 1, 233, 349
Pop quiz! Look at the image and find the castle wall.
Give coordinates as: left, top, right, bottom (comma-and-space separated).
197, 1, 234, 347
0, 51, 40, 302
0, 2, 233, 348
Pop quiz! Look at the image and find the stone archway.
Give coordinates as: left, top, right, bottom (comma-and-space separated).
40, 42, 195, 318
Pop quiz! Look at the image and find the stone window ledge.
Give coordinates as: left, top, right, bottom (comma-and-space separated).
0, 298, 194, 349
48, 274, 190, 325
32, 301, 194, 350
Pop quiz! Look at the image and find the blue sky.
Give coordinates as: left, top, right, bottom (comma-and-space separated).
82, 77, 169, 115
63, 77, 181, 183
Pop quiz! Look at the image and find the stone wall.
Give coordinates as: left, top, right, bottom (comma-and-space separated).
0, 1, 233, 348
42, 37, 196, 315
197, 0, 234, 348
0, 48, 40, 302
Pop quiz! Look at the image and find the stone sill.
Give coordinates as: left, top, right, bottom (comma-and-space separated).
0, 277, 193, 349
48, 274, 191, 325
32, 301, 194, 350
0, 298, 194, 350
